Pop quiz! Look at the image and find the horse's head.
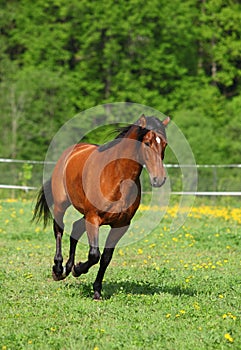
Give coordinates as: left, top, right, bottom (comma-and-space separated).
138, 114, 170, 187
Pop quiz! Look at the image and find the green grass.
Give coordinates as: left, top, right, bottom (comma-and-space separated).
0, 199, 241, 350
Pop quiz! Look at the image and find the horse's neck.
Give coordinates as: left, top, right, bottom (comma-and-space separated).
112, 136, 142, 180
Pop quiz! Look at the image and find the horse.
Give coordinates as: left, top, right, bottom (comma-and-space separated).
32, 114, 170, 300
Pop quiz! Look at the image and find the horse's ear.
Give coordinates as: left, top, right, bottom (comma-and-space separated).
137, 114, 147, 128
162, 116, 170, 127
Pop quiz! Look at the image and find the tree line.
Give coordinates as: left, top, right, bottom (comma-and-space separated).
0, 0, 241, 165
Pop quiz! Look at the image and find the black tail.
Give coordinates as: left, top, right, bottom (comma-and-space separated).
32, 179, 53, 227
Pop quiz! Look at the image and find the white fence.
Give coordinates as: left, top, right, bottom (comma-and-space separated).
0, 158, 241, 196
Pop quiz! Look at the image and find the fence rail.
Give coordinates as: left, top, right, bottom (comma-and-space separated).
1, 158, 241, 168
0, 184, 37, 191
1, 158, 241, 196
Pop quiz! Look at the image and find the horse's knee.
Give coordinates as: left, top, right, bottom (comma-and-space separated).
89, 247, 100, 265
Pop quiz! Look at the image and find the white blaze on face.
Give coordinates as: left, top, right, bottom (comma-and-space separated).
156, 136, 161, 144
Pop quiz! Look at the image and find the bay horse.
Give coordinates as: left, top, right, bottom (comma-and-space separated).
33, 114, 170, 299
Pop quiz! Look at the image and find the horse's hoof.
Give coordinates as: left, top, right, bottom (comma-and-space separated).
71, 265, 79, 277
52, 266, 66, 281
93, 291, 101, 301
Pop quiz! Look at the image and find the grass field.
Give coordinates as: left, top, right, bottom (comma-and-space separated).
0, 198, 241, 349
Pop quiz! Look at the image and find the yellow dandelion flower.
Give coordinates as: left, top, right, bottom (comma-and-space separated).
137, 248, 143, 255
227, 313, 237, 320
224, 333, 234, 343
6, 198, 17, 203
118, 249, 124, 256
193, 302, 200, 310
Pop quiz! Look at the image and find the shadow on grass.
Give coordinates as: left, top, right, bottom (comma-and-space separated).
105, 281, 198, 299
63, 279, 198, 299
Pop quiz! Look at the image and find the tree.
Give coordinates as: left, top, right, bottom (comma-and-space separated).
0, 0, 240, 167
198, 0, 241, 97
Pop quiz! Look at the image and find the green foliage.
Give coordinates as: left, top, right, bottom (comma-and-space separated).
199, 0, 241, 94
19, 163, 33, 187
0, 0, 240, 164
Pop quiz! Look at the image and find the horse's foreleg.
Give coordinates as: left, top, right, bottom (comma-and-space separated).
72, 220, 100, 277
65, 218, 86, 276
93, 225, 129, 300
93, 247, 114, 300
72, 246, 100, 277
52, 219, 65, 281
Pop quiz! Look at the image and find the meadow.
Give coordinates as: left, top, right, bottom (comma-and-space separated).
0, 198, 241, 350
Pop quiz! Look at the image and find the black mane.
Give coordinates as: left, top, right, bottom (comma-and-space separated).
98, 116, 166, 152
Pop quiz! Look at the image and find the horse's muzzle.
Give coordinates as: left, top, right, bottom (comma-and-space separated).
151, 177, 166, 188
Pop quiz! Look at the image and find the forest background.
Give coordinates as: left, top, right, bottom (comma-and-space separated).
0, 0, 240, 170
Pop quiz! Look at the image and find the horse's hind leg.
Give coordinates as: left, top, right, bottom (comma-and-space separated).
65, 218, 86, 276
52, 218, 65, 281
